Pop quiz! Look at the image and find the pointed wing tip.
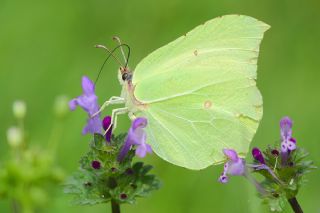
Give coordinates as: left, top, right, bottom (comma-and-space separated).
219, 14, 271, 31
261, 22, 271, 32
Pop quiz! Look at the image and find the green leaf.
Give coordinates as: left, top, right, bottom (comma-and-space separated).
141, 165, 153, 175
132, 162, 144, 173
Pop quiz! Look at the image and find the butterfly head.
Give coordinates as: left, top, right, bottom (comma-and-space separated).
118, 66, 132, 85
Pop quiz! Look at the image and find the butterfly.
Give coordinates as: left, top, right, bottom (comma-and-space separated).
96, 15, 269, 170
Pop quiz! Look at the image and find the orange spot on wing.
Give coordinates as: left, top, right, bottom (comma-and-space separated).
204, 100, 212, 109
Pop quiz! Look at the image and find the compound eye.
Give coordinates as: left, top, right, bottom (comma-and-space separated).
122, 73, 128, 81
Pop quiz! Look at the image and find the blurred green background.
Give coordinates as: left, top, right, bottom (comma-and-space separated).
1, 0, 319, 212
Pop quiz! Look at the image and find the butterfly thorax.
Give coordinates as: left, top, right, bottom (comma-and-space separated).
118, 67, 146, 113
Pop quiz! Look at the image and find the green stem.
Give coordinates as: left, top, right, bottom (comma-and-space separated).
11, 199, 19, 213
288, 197, 303, 213
111, 200, 120, 213
244, 173, 267, 195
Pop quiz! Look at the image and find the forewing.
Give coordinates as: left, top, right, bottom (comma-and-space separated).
132, 15, 269, 169
133, 15, 269, 102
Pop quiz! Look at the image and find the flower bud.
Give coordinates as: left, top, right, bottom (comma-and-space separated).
91, 160, 101, 169
252, 147, 265, 164
102, 116, 112, 142
120, 193, 128, 200
13, 100, 26, 119
271, 149, 279, 157
7, 127, 23, 148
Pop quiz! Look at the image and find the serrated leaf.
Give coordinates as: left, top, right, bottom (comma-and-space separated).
141, 165, 153, 175
132, 162, 144, 173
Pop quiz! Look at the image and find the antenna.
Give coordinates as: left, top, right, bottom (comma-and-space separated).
113, 36, 127, 64
95, 44, 124, 67
94, 43, 131, 84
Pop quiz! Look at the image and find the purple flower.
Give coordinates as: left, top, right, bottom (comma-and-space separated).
280, 117, 296, 152
69, 76, 102, 135
252, 147, 265, 164
118, 117, 152, 162
218, 149, 246, 184
102, 116, 113, 142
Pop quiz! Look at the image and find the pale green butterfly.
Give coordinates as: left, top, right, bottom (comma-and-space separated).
96, 15, 270, 170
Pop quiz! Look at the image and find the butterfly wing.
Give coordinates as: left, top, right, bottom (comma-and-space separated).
132, 15, 269, 169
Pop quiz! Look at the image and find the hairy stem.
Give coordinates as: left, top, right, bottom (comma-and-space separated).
288, 197, 303, 213
111, 200, 120, 213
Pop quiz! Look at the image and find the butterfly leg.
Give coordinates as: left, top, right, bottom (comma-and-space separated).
92, 96, 125, 118
104, 107, 129, 135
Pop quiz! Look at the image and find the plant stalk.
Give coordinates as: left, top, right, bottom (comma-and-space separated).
111, 200, 120, 213
11, 199, 19, 213
288, 197, 303, 213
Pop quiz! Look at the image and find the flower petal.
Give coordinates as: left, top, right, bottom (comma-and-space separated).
135, 142, 152, 158
223, 149, 239, 161
287, 141, 296, 151
280, 116, 293, 140
76, 94, 99, 114
82, 76, 95, 95
70, 76, 102, 135
227, 159, 246, 176
219, 149, 246, 183
218, 175, 229, 184
117, 117, 151, 161
146, 143, 153, 154
289, 137, 296, 144
132, 117, 148, 130
281, 142, 288, 152
69, 99, 78, 111
131, 128, 146, 145
82, 115, 102, 135
135, 145, 148, 158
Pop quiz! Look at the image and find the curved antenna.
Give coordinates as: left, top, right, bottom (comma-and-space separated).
95, 44, 124, 67
124, 44, 130, 68
113, 36, 127, 64
94, 43, 131, 84
119, 43, 130, 68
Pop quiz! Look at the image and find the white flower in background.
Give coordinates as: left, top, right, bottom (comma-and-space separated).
7, 126, 23, 148
13, 100, 26, 119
